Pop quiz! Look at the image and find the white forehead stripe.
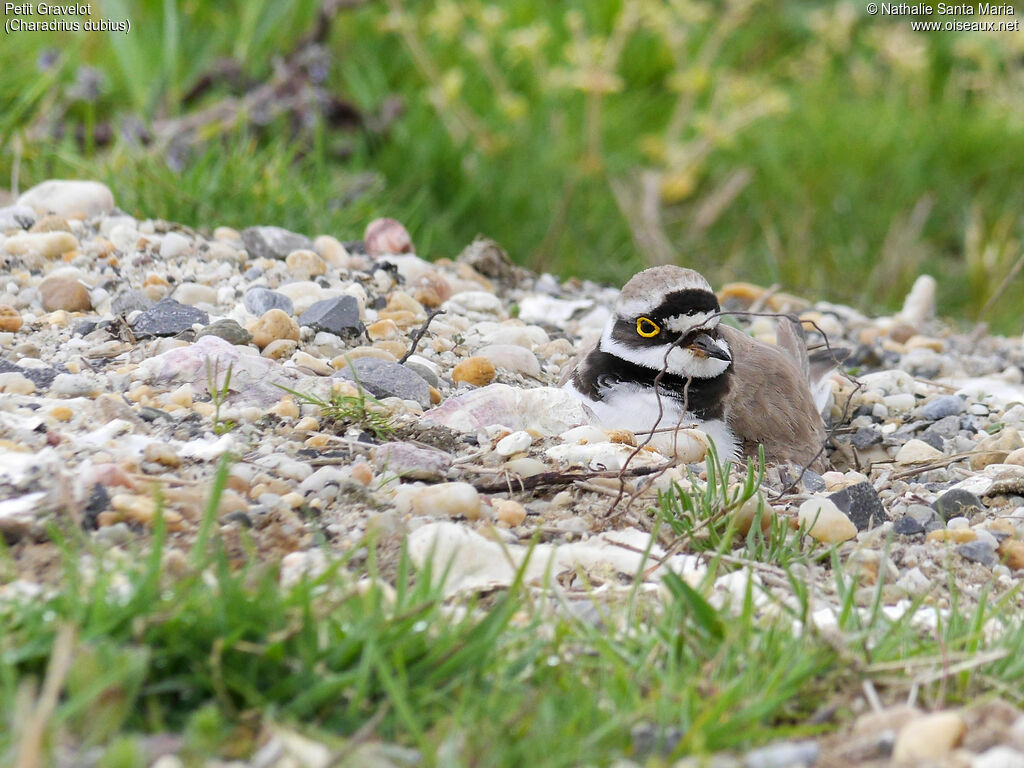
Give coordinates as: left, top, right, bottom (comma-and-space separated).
664, 311, 718, 333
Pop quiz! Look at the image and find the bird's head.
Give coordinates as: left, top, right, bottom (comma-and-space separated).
600, 266, 732, 379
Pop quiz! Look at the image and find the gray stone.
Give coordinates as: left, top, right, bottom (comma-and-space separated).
299, 296, 363, 337
828, 481, 889, 531
49, 372, 96, 397
244, 286, 294, 316
923, 415, 961, 441
918, 431, 944, 451
371, 442, 452, 481
893, 515, 925, 535
241, 226, 313, 261
851, 426, 882, 450
957, 540, 997, 567
933, 488, 985, 521
0, 205, 37, 231
907, 504, 943, 532
405, 362, 440, 389
131, 299, 209, 338
332, 358, 431, 409
922, 394, 965, 421
111, 289, 155, 316
196, 318, 252, 346
0, 358, 66, 389
801, 469, 827, 493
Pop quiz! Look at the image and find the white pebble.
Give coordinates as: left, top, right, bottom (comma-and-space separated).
159, 232, 191, 259
495, 430, 533, 456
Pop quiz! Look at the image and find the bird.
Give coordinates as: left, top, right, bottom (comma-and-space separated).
561, 265, 837, 470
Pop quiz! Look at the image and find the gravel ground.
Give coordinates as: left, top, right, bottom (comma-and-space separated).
4, 179, 1024, 767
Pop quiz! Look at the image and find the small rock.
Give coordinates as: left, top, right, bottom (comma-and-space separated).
893, 515, 925, 535
477, 344, 541, 377
4, 231, 79, 259
1006, 448, 1024, 468
493, 499, 527, 526
0, 304, 23, 332
850, 426, 882, 450
495, 430, 533, 456
50, 372, 98, 398
828, 481, 888, 531
196, 319, 253, 346
372, 442, 453, 481
171, 282, 217, 307
132, 299, 209, 338
999, 540, 1024, 570
111, 289, 155, 316
247, 308, 300, 349
895, 439, 944, 465
798, 498, 857, 543
17, 179, 114, 217
0, 358, 64, 389
453, 356, 496, 387
927, 528, 977, 543
933, 488, 985, 521
38, 276, 92, 312
0, 204, 37, 231
972, 429, 1024, 470
365, 217, 413, 257
244, 286, 294, 316
241, 226, 314, 261
892, 711, 965, 763
922, 394, 965, 421
957, 539, 997, 567
159, 231, 191, 259
284, 249, 327, 278
143, 442, 181, 468
29, 214, 70, 233
398, 482, 481, 519
333, 358, 431, 409
299, 296, 364, 337
733, 493, 774, 536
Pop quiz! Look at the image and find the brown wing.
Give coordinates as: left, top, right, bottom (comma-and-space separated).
719, 325, 827, 470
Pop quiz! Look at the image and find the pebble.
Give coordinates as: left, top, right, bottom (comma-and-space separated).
284, 249, 327, 278
111, 289, 155, 316
17, 179, 114, 217
247, 309, 300, 349
333, 358, 431, 409
299, 296, 364, 337
38, 276, 92, 312
958, 539, 998, 567
828, 481, 888, 531
159, 232, 191, 259
895, 439, 944, 465
495, 430, 533, 456
0, 304, 23, 332
365, 217, 413, 257
743, 740, 819, 768
922, 394, 965, 420
477, 344, 541, 377
892, 711, 966, 763
933, 489, 985, 521
397, 482, 481, 519
371, 442, 452, 481
0, 204, 37, 231
798, 498, 857, 543
196, 319, 252, 346
171, 282, 217, 307
131, 299, 209, 338
4, 231, 79, 260
493, 499, 527, 526
452, 356, 496, 387
241, 226, 314, 260
998, 540, 1024, 570
244, 286, 294, 316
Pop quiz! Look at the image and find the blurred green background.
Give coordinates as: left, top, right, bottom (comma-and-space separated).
2, 0, 1023, 330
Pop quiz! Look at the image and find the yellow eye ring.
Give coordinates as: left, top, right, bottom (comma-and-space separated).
636, 317, 660, 338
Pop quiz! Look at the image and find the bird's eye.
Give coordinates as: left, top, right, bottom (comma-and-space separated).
636, 317, 660, 338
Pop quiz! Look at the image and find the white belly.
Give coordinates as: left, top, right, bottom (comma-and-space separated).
563, 381, 740, 461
